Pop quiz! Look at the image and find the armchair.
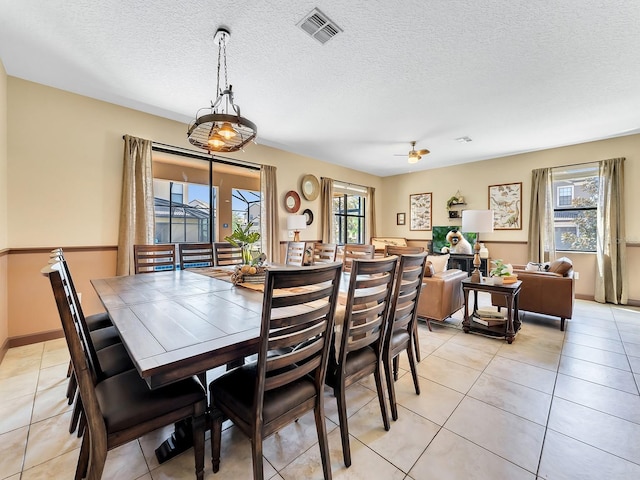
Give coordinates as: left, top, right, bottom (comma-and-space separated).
417, 266, 467, 330
491, 257, 574, 331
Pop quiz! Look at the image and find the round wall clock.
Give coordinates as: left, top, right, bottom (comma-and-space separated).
300, 174, 320, 201
284, 190, 301, 213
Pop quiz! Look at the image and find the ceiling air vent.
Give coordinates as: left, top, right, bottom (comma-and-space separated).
297, 8, 342, 44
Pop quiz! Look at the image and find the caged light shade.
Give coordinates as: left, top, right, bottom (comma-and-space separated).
187, 28, 257, 153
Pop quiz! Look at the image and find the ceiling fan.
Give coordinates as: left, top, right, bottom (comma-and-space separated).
395, 141, 430, 164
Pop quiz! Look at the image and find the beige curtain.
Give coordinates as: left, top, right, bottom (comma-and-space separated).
320, 177, 334, 243
596, 157, 627, 304
528, 167, 555, 263
260, 165, 279, 263
116, 135, 155, 276
368, 186, 377, 239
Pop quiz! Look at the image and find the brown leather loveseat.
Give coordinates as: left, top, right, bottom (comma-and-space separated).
491, 257, 575, 331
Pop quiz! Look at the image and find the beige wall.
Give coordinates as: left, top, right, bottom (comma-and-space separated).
381, 134, 640, 301
4, 78, 382, 339
1, 59, 8, 352
6, 77, 382, 248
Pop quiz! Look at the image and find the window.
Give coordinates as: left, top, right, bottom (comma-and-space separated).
551, 163, 598, 252
232, 189, 261, 233
152, 150, 260, 245
333, 183, 366, 244
556, 186, 573, 206
153, 179, 214, 244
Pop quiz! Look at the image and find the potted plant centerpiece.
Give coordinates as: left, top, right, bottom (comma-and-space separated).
489, 259, 516, 285
225, 222, 266, 284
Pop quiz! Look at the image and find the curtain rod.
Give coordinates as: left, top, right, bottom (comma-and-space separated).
549, 157, 623, 171
122, 136, 261, 171
323, 177, 370, 190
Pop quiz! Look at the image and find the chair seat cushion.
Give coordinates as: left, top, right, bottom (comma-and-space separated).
390, 331, 410, 351
86, 312, 113, 331
210, 364, 317, 424
96, 343, 135, 378
96, 370, 205, 434
90, 326, 122, 350
326, 346, 377, 387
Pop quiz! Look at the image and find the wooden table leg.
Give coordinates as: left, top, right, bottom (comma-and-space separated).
462, 288, 470, 333
505, 292, 515, 344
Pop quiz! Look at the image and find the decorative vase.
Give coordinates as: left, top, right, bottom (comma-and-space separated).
492, 276, 504, 285
479, 243, 489, 259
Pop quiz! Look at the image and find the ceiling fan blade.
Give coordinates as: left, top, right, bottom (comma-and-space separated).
417, 149, 430, 155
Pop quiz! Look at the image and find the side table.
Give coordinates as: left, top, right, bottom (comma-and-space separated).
461, 278, 522, 344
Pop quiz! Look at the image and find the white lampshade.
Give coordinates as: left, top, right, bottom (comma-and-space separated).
462, 210, 494, 233
287, 215, 307, 231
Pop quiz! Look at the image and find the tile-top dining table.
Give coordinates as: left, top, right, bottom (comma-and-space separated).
91, 268, 269, 390
91, 266, 353, 390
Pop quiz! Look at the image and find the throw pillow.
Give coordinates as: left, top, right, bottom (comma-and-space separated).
426, 253, 449, 273
548, 257, 573, 276
423, 261, 435, 277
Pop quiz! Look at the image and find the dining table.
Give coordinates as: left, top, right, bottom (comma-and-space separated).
91, 268, 268, 390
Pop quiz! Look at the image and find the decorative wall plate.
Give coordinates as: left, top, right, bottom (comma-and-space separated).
284, 190, 301, 213
303, 208, 314, 225
300, 174, 320, 201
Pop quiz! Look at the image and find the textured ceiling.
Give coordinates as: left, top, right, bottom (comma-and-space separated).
1, 0, 639, 176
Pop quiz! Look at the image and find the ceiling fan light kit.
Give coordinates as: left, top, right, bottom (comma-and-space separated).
400, 141, 430, 163
187, 28, 257, 153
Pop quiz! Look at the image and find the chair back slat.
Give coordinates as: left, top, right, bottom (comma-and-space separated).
285, 241, 306, 266
312, 243, 338, 264
179, 243, 214, 269
213, 242, 243, 266
255, 263, 342, 402
133, 244, 176, 274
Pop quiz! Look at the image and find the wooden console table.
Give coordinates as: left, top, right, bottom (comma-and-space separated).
461, 278, 522, 344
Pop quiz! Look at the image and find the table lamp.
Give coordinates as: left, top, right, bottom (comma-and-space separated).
462, 210, 494, 283
287, 215, 307, 242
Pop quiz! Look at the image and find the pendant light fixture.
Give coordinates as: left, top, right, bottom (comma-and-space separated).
187, 28, 257, 152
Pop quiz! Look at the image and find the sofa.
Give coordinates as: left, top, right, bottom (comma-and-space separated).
491, 257, 575, 331
417, 256, 467, 329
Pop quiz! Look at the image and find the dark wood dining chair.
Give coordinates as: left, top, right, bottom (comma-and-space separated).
44, 258, 135, 435
44, 263, 207, 480
179, 242, 214, 269
284, 241, 306, 266
325, 256, 398, 467
213, 242, 243, 266
133, 244, 176, 274
382, 253, 428, 421
209, 263, 343, 480
382, 245, 427, 361
312, 242, 338, 264
384, 245, 425, 256
340, 244, 375, 273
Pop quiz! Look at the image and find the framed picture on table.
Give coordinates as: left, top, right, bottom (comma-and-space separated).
409, 192, 432, 231
488, 182, 522, 230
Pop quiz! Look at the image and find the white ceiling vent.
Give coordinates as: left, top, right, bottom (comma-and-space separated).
297, 8, 342, 44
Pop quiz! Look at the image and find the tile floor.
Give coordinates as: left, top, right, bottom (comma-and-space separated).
2, 297, 640, 479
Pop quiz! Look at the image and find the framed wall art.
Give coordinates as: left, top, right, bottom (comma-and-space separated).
396, 213, 406, 225
409, 192, 432, 231
488, 182, 522, 230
